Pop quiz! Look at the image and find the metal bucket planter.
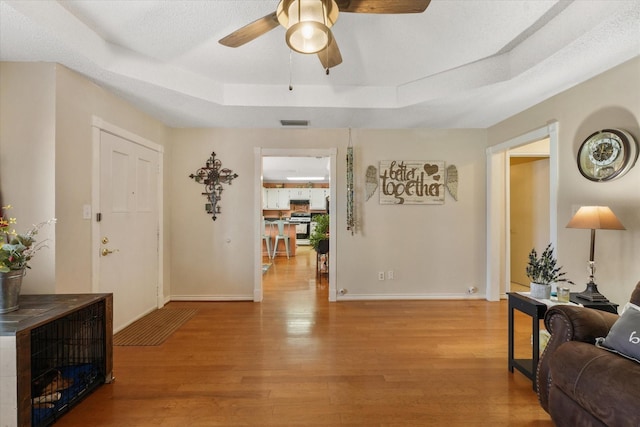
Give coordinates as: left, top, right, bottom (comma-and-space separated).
530, 282, 551, 299
0, 269, 25, 313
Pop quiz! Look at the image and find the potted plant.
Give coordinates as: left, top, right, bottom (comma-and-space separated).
0, 205, 56, 312
310, 214, 329, 252
525, 243, 573, 299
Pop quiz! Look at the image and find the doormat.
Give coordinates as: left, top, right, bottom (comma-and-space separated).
114, 308, 197, 346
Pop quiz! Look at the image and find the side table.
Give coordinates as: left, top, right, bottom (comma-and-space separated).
507, 292, 548, 391
570, 293, 618, 314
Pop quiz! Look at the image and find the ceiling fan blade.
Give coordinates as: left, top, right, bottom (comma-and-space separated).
219, 12, 280, 47
317, 33, 342, 69
336, 0, 430, 14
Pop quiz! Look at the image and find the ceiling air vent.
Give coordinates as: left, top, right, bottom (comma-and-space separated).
280, 120, 309, 127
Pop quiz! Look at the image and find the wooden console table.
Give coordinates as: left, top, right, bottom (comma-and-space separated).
0, 293, 113, 427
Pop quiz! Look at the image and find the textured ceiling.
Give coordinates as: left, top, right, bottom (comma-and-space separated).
1, 0, 639, 130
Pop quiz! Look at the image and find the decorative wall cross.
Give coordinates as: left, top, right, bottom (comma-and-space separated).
189, 152, 238, 221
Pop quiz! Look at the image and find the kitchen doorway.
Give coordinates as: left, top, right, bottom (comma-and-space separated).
253, 148, 337, 302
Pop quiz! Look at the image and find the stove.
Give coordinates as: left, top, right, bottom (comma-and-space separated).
289, 212, 311, 223
289, 212, 311, 243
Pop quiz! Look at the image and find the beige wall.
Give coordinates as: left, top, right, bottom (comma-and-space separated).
489, 57, 640, 305
169, 128, 488, 299
0, 63, 171, 299
54, 65, 171, 295
0, 63, 57, 293
2, 57, 638, 306
340, 129, 487, 297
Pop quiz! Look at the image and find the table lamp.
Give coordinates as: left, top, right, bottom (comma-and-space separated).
566, 206, 625, 302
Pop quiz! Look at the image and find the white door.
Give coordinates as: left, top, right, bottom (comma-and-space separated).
99, 131, 159, 331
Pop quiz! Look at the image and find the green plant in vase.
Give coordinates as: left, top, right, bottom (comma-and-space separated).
525, 243, 573, 299
310, 214, 329, 252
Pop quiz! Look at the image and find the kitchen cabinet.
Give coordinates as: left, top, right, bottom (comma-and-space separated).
310, 188, 329, 210
264, 188, 290, 209
289, 188, 311, 200
278, 189, 291, 209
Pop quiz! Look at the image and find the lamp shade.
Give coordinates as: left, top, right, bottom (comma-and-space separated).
278, 0, 339, 54
566, 206, 625, 230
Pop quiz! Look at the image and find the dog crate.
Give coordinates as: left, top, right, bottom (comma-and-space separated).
0, 294, 113, 427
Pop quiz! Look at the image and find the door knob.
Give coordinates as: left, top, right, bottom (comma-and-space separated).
101, 248, 119, 256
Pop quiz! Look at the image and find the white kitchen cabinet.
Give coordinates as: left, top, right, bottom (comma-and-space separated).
265, 188, 290, 209
264, 188, 276, 209
289, 188, 311, 200
277, 189, 290, 209
310, 188, 329, 210
262, 188, 268, 209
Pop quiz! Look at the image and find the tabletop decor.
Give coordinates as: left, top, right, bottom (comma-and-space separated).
525, 243, 573, 299
0, 204, 56, 312
566, 206, 625, 302
188, 151, 238, 221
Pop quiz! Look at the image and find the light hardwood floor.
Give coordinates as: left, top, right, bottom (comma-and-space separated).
56, 246, 553, 426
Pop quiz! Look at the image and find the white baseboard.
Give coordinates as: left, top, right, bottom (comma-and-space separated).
336, 293, 487, 301
170, 294, 253, 302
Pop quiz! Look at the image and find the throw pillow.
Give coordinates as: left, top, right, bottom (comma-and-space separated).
596, 304, 640, 363
621, 301, 640, 315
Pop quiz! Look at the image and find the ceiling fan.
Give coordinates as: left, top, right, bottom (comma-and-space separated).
219, 0, 431, 70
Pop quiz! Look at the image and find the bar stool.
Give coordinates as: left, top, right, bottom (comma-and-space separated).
262, 218, 272, 259
272, 220, 290, 259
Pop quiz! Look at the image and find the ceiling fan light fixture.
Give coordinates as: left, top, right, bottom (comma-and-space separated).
286, 21, 330, 54
279, 0, 339, 54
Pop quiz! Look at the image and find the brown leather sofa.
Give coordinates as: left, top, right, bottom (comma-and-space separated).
536, 282, 640, 427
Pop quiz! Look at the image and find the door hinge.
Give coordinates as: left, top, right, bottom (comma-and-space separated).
96, 212, 102, 222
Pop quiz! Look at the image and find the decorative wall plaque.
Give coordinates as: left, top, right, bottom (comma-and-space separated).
189, 151, 238, 220
379, 160, 445, 205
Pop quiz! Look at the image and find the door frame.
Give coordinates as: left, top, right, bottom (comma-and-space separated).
91, 117, 165, 308
254, 147, 337, 302
485, 121, 558, 301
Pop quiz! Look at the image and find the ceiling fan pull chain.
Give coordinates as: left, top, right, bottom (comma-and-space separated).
289, 49, 294, 91
323, 0, 330, 75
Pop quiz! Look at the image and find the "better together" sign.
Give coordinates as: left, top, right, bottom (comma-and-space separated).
379, 160, 445, 205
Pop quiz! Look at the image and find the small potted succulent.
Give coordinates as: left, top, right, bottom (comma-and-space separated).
526, 243, 573, 299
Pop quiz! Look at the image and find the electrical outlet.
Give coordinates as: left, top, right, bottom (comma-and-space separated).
387, 270, 394, 280
378, 271, 385, 281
